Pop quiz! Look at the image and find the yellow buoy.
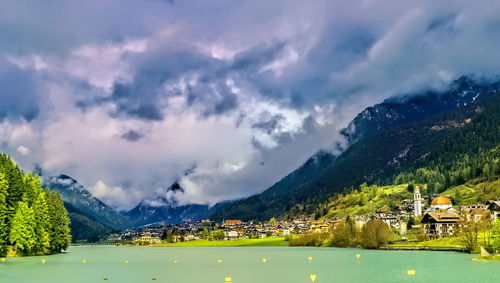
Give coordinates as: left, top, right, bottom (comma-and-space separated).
217, 259, 223, 263
261, 258, 267, 263
308, 256, 313, 262
225, 277, 232, 283
41, 259, 46, 264
151, 278, 157, 281
102, 278, 109, 281
355, 254, 361, 259
407, 270, 416, 275
82, 260, 87, 264
310, 274, 317, 282
1, 258, 5, 263
172, 259, 179, 264
124, 260, 129, 264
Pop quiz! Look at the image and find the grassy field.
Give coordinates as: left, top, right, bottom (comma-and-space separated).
388, 236, 464, 248
323, 184, 412, 218
158, 238, 289, 247
473, 254, 500, 261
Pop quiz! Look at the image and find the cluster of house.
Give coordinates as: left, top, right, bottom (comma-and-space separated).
110, 218, 335, 245
356, 187, 500, 239
411, 187, 500, 238
419, 198, 500, 238
109, 186, 500, 244
116, 221, 206, 245
219, 218, 333, 239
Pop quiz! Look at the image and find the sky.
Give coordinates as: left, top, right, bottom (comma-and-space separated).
2, 0, 500, 210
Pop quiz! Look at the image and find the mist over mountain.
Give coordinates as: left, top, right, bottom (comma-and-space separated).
341, 76, 500, 144
31, 75, 500, 230
124, 182, 233, 227
212, 76, 500, 221
44, 174, 131, 239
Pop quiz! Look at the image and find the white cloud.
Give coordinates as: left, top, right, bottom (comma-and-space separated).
91, 180, 142, 209
16, 146, 30, 156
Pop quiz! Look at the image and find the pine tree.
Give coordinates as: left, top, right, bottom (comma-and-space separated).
23, 172, 42, 206
46, 191, 71, 253
0, 154, 71, 256
9, 202, 36, 255
0, 172, 9, 255
0, 154, 26, 247
0, 154, 26, 206
32, 191, 51, 255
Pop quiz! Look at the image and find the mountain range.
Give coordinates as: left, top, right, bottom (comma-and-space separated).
211, 76, 500, 221
124, 182, 232, 227
44, 175, 131, 241
44, 76, 500, 238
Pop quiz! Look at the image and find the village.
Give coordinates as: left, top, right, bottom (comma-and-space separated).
109, 187, 500, 246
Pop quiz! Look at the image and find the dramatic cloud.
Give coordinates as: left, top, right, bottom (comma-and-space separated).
1, 0, 500, 209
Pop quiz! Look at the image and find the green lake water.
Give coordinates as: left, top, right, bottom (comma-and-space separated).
1, 246, 499, 283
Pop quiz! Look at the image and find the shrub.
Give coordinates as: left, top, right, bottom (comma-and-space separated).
360, 219, 392, 249
288, 233, 328, 247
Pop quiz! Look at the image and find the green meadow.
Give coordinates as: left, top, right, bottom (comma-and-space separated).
159, 237, 289, 247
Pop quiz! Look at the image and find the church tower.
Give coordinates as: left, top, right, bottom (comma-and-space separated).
414, 186, 423, 217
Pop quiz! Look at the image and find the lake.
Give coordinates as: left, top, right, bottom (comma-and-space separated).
1, 246, 499, 283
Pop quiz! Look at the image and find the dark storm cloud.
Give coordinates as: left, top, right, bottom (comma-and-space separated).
187, 81, 239, 117
230, 42, 286, 72
80, 40, 290, 120
0, 59, 40, 122
251, 114, 285, 134
120, 130, 145, 142
0, 0, 171, 53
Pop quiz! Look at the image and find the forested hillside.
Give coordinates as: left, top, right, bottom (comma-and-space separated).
64, 203, 115, 242
214, 92, 500, 221
45, 175, 130, 241
0, 154, 71, 256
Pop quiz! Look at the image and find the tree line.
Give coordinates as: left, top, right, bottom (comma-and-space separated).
287, 217, 392, 249
0, 153, 71, 256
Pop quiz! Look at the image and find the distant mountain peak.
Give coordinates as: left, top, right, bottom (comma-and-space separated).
167, 182, 184, 193
44, 174, 130, 231
51, 174, 78, 184
124, 181, 233, 227
340, 76, 500, 144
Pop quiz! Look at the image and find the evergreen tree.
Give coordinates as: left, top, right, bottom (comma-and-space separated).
0, 172, 8, 255
0, 154, 26, 248
32, 191, 51, 255
9, 202, 36, 255
46, 191, 71, 253
23, 172, 42, 206
0, 154, 71, 256
0, 154, 26, 206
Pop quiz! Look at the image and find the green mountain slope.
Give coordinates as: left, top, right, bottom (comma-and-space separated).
441, 178, 500, 205
214, 93, 500, 221
322, 184, 412, 218
64, 203, 115, 242
318, 178, 500, 219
